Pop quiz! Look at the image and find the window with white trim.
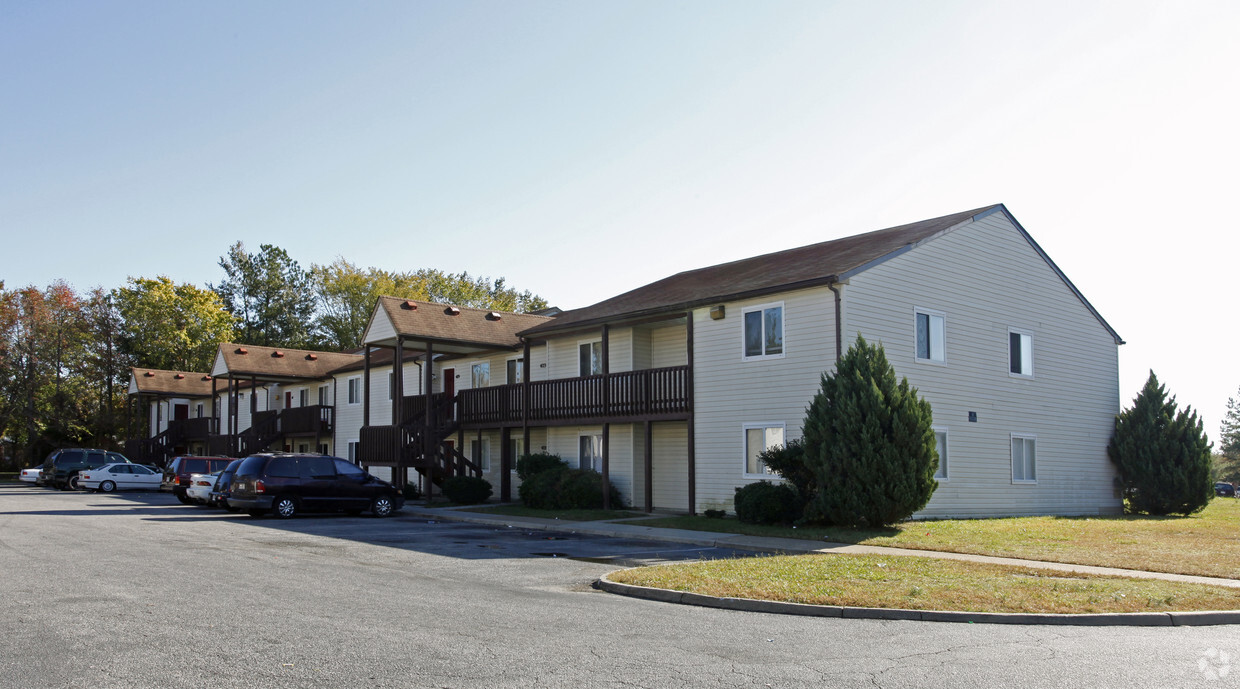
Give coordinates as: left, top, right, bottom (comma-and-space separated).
470, 437, 490, 472
1009, 330, 1033, 377
742, 303, 784, 360
579, 434, 603, 472
195, 403, 204, 418
1012, 434, 1037, 483
933, 428, 948, 480
509, 437, 523, 469
387, 372, 394, 400
471, 362, 490, 388
347, 377, 361, 405
579, 341, 602, 377
915, 309, 945, 363
506, 358, 524, 384
318, 385, 329, 406
298, 389, 308, 407
347, 440, 359, 463
743, 423, 785, 476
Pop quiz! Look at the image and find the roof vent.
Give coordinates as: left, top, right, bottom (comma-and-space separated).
445, 306, 461, 316
402, 300, 418, 310
486, 311, 502, 321
236, 347, 248, 355
272, 350, 285, 358
306, 353, 318, 361
174, 373, 185, 379
143, 371, 155, 377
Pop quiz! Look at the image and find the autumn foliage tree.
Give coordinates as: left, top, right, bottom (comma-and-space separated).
114, 276, 236, 371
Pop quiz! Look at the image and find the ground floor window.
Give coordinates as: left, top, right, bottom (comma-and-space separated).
471, 437, 490, 472
743, 423, 785, 477
347, 440, 359, 464
1012, 434, 1036, 483
579, 434, 603, 472
933, 428, 948, 480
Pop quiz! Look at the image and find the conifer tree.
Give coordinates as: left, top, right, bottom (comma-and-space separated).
1108, 371, 1213, 515
801, 335, 938, 527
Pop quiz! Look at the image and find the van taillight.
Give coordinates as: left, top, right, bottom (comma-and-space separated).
173, 476, 181, 485
254, 480, 265, 494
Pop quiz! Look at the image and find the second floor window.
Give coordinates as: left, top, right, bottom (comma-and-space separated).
299, 389, 308, 407
318, 385, 329, 406
506, 359, 524, 384
471, 362, 490, 388
580, 342, 602, 377
1010, 331, 1033, 377
743, 304, 783, 359
915, 309, 945, 363
347, 378, 361, 404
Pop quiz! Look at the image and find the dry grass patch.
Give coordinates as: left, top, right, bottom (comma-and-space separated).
460, 505, 644, 521
609, 553, 1240, 614
623, 499, 1240, 580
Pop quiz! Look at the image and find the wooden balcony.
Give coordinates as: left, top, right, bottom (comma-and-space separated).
281, 404, 334, 435
167, 417, 218, 441
459, 365, 690, 427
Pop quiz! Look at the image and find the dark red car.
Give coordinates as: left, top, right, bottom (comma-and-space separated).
161, 456, 235, 504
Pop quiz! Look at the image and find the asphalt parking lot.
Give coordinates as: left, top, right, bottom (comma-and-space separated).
3, 484, 1240, 688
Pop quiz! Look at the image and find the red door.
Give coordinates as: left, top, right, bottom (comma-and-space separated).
173, 404, 189, 421
442, 368, 455, 398
285, 392, 293, 409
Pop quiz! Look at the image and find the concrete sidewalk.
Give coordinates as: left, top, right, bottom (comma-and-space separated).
401, 504, 1240, 590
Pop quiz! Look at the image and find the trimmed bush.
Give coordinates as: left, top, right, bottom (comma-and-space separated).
516, 452, 566, 481
441, 475, 493, 505
757, 438, 813, 501
402, 482, 421, 501
802, 335, 938, 527
734, 481, 802, 525
518, 465, 624, 510
1109, 371, 1213, 515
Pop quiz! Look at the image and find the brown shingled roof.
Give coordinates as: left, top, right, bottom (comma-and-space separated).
214, 344, 362, 381
368, 297, 554, 352
520, 205, 997, 336
129, 368, 215, 397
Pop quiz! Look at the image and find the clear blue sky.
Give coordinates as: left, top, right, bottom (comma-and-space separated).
2, 1, 1237, 435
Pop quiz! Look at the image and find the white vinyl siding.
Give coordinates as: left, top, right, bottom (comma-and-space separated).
844, 211, 1120, 517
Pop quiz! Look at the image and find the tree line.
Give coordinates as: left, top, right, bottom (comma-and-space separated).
0, 242, 547, 467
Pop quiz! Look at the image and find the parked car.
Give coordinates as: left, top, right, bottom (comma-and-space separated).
19, 465, 42, 485
41, 449, 132, 490
79, 463, 162, 492
161, 456, 234, 504
228, 453, 403, 519
1215, 482, 1235, 498
208, 459, 244, 512
185, 471, 221, 505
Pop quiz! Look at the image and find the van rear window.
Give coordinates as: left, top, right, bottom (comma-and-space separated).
181, 459, 207, 474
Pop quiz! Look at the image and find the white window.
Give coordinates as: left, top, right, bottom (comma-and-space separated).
471, 362, 490, 388
509, 437, 523, 469
933, 428, 948, 481
579, 434, 603, 472
579, 341, 602, 377
1009, 330, 1034, 377
347, 440, 359, 463
506, 358, 523, 385
298, 389, 308, 407
742, 303, 784, 360
347, 377, 361, 405
743, 423, 785, 477
471, 437, 491, 472
1012, 434, 1037, 483
318, 385, 329, 406
195, 403, 204, 418
915, 309, 946, 363
387, 372, 394, 400
318, 443, 328, 455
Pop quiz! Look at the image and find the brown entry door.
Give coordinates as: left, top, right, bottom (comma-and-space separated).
173, 404, 189, 421
442, 368, 455, 398
285, 392, 293, 409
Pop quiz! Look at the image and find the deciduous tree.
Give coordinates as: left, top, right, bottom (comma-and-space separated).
115, 276, 236, 372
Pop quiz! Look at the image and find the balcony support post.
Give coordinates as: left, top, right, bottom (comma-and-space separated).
601, 325, 611, 509
644, 420, 653, 512
363, 346, 371, 428
686, 311, 696, 516
500, 426, 511, 502
521, 339, 531, 465
393, 338, 404, 489
424, 341, 435, 505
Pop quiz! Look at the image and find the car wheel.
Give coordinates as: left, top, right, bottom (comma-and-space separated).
371, 496, 395, 518
175, 492, 191, 504
99, 480, 116, 493
272, 496, 297, 519
67, 474, 81, 491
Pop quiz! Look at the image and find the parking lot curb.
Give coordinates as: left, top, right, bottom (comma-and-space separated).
595, 573, 1240, 626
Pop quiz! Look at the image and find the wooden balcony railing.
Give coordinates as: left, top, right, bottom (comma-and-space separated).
167, 417, 218, 441
458, 365, 690, 426
281, 404, 334, 435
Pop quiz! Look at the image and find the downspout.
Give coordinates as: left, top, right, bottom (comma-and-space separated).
828, 280, 843, 361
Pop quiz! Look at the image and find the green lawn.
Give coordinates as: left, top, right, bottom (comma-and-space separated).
621, 498, 1240, 580
609, 553, 1240, 614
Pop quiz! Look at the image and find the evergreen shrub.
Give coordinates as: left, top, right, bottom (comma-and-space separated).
516, 452, 565, 481
441, 475, 492, 504
733, 481, 802, 525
